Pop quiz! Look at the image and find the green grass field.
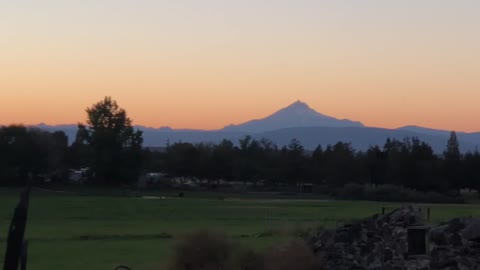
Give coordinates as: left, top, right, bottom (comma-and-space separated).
1, 188, 480, 270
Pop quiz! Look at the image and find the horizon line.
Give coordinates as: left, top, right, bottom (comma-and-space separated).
2, 122, 476, 134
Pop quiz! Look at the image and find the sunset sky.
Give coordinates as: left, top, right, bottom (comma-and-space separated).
1, 1, 479, 132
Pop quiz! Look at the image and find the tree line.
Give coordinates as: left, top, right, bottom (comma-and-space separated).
1, 97, 479, 195
153, 133, 480, 194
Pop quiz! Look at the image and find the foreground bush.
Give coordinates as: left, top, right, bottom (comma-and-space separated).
169, 229, 318, 270
338, 183, 464, 203
232, 247, 264, 270
263, 240, 317, 270
170, 230, 233, 270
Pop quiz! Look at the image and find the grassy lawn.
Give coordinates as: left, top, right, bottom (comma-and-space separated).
1, 188, 480, 270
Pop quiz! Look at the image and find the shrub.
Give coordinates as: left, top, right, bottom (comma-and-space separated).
232, 247, 264, 270
168, 231, 321, 270
338, 183, 365, 200
170, 230, 233, 270
263, 240, 317, 270
364, 184, 407, 202
420, 191, 464, 204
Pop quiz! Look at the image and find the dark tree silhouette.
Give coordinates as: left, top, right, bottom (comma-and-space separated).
445, 131, 461, 160
285, 139, 306, 186
165, 142, 198, 182
464, 149, 480, 193
0, 126, 69, 185
323, 142, 357, 188
444, 131, 462, 191
365, 145, 386, 186
212, 140, 236, 183
76, 97, 143, 185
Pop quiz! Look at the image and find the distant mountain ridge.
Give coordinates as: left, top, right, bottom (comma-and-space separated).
28, 101, 480, 152
223, 100, 364, 133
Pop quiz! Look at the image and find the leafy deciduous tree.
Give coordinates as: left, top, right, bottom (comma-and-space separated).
76, 97, 143, 184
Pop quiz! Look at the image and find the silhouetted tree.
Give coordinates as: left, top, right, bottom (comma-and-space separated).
444, 131, 462, 191
212, 140, 236, 183
164, 142, 198, 182
365, 145, 386, 186
445, 131, 461, 160
308, 145, 325, 185
76, 97, 143, 185
285, 139, 306, 186
257, 138, 281, 186
463, 149, 480, 193
234, 136, 262, 185
408, 137, 439, 191
323, 142, 357, 187
383, 138, 410, 186
194, 143, 216, 185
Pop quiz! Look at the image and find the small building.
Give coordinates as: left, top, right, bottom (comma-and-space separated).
68, 168, 89, 183
138, 172, 171, 188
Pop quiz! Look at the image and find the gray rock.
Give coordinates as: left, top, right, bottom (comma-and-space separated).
460, 218, 480, 241
309, 206, 480, 270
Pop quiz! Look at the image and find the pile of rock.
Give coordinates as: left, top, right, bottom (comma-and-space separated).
430, 217, 480, 270
308, 206, 480, 270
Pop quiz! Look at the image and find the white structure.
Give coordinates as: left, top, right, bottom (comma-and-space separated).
69, 168, 89, 183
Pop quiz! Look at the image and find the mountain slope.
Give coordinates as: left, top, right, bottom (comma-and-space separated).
29, 100, 480, 152
222, 100, 364, 133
